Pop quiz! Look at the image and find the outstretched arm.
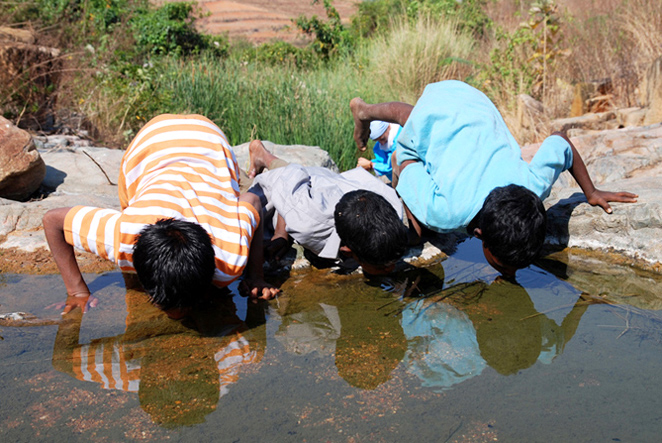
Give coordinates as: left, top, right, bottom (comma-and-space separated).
350, 98, 413, 151
554, 132, 638, 213
238, 192, 281, 301
43, 208, 94, 314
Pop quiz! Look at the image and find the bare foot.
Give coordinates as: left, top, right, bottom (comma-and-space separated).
248, 140, 278, 178
350, 97, 371, 152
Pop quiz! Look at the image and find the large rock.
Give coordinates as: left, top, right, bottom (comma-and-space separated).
548, 111, 619, 135
0, 116, 46, 201
545, 176, 662, 266
549, 123, 662, 188
525, 123, 662, 266
232, 140, 339, 173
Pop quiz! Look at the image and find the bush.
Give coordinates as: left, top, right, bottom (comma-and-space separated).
295, 0, 354, 59
131, 2, 211, 56
241, 41, 318, 69
350, 0, 491, 39
361, 14, 475, 103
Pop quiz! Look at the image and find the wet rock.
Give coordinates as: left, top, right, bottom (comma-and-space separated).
0, 116, 46, 201
545, 175, 662, 266
0, 311, 59, 326
538, 249, 662, 311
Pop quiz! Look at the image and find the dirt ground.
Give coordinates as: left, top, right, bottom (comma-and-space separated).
0, 247, 117, 275
193, 0, 358, 44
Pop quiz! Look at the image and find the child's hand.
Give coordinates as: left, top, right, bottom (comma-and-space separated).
357, 157, 373, 170
47, 293, 99, 315
586, 189, 638, 214
239, 278, 281, 302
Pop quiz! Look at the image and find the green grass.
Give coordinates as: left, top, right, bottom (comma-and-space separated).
160, 56, 391, 170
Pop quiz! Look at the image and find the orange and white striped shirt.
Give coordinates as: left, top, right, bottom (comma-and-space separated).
63, 114, 259, 286
68, 331, 260, 397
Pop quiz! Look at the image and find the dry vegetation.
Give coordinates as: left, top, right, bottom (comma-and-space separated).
483, 0, 662, 142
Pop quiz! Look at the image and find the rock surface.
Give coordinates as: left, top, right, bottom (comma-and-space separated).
0, 116, 46, 201
1, 124, 662, 273
537, 123, 662, 267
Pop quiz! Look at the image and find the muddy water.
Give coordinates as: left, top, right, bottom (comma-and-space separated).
1, 238, 662, 442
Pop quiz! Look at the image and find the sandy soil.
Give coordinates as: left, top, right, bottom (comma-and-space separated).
193, 0, 358, 44
0, 247, 117, 275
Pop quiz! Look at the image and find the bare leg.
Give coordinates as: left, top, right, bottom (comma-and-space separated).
248, 140, 279, 178
349, 97, 414, 151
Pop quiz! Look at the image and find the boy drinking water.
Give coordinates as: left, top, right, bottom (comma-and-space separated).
44, 114, 279, 317
351, 80, 638, 277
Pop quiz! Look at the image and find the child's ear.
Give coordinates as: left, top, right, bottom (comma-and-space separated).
473, 228, 483, 239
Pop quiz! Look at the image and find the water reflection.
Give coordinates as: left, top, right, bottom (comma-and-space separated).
274, 272, 408, 390
52, 275, 266, 428
400, 277, 588, 390
272, 259, 591, 395
46, 248, 609, 427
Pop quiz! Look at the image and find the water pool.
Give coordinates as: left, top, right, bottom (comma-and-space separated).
1, 238, 661, 442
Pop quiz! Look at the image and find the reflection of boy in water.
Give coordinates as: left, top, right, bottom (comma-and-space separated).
273, 273, 407, 390
401, 277, 589, 387
52, 277, 266, 427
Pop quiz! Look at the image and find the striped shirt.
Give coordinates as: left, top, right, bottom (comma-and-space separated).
68, 331, 260, 397
63, 114, 259, 286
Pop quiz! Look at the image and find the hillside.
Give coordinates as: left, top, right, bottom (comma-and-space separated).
194, 0, 358, 44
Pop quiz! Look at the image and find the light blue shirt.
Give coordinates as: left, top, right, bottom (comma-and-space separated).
395, 80, 573, 233
402, 299, 486, 391
372, 125, 402, 180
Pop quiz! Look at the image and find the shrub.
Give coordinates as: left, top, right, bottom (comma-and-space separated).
295, 0, 354, 59
350, 0, 491, 39
241, 41, 318, 69
361, 14, 475, 103
131, 2, 209, 56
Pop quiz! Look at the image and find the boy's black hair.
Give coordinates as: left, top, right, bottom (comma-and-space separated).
476, 184, 547, 269
334, 189, 408, 267
133, 218, 215, 311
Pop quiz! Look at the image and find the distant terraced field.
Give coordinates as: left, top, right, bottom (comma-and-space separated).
195, 0, 357, 45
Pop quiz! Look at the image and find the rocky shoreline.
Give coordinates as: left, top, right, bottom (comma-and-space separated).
1, 122, 662, 275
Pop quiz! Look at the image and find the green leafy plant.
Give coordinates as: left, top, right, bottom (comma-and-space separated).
241, 41, 317, 69
521, 0, 567, 97
131, 2, 209, 56
295, 0, 354, 59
